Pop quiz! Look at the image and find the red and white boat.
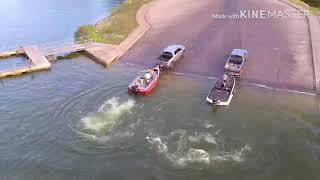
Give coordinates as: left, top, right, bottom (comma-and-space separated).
128, 66, 160, 96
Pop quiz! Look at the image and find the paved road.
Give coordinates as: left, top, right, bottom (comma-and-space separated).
121, 0, 315, 92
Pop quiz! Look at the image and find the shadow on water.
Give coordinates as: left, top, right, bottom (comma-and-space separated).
52, 52, 107, 68
55, 52, 86, 61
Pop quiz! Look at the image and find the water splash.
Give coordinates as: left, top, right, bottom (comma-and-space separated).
79, 97, 135, 136
188, 132, 218, 146
146, 129, 251, 169
204, 121, 215, 129
146, 136, 168, 154
174, 148, 210, 168
211, 144, 252, 163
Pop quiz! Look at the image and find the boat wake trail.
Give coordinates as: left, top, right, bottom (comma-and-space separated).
78, 97, 135, 137
146, 129, 251, 169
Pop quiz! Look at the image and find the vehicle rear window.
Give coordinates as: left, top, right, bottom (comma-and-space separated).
229, 58, 242, 64
231, 54, 242, 59
161, 52, 173, 60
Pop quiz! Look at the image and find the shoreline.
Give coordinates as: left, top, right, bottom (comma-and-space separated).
75, 0, 151, 44
94, 13, 112, 27
125, 61, 317, 96
290, 0, 320, 14
124, 61, 317, 95
83, 1, 151, 67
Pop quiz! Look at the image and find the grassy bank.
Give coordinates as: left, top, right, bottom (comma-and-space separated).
75, 0, 151, 44
301, 0, 320, 8
291, 0, 320, 14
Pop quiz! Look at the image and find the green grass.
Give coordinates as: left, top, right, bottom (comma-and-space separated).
301, 0, 320, 8
291, 0, 320, 14
75, 0, 151, 44
75, 25, 106, 43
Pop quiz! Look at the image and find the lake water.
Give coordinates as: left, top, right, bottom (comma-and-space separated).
0, 0, 320, 180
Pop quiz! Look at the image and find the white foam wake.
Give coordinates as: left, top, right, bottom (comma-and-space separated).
211, 144, 252, 162
146, 130, 252, 169
80, 97, 135, 136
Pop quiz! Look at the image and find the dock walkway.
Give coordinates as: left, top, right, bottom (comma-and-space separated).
24, 46, 51, 68
42, 42, 99, 56
0, 37, 103, 79
0, 46, 51, 78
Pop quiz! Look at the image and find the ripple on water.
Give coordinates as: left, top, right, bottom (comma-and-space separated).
55, 94, 140, 155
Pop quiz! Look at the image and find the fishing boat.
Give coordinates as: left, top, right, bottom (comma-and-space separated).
206, 74, 235, 106
128, 66, 160, 96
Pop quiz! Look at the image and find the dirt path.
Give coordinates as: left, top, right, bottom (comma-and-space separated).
121, 0, 315, 92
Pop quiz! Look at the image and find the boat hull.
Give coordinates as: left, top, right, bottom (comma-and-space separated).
206, 75, 235, 106
128, 77, 160, 96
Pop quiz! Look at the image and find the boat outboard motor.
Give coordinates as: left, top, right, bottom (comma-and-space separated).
212, 98, 218, 105
132, 85, 139, 93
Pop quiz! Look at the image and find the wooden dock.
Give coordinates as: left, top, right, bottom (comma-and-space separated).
0, 37, 107, 79
23, 46, 51, 69
0, 49, 24, 58
0, 46, 51, 78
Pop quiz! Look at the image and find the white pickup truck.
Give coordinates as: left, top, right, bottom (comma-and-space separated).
154, 45, 186, 69
224, 49, 248, 78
